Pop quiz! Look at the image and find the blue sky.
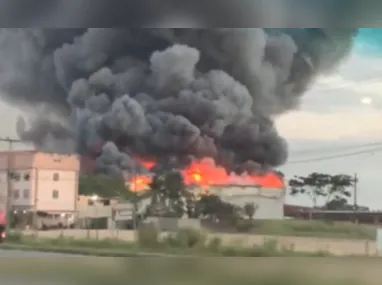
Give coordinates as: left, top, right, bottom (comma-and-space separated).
1, 29, 382, 209
355, 28, 382, 55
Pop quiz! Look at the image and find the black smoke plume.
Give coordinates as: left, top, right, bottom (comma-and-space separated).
0, 29, 357, 177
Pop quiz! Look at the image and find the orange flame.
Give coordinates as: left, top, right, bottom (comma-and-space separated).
129, 157, 284, 192
140, 160, 155, 169
129, 175, 152, 193
182, 158, 284, 188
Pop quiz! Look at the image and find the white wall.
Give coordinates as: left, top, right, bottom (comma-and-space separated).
0, 170, 7, 212
208, 186, 285, 220
77, 204, 113, 218
9, 169, 35, 207
0, 169, 35, 210
36, 169, 77, 212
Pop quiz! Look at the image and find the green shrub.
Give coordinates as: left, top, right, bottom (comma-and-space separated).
1, 229, 342, 257
6, 230, 23, 242
137, 223, 159, 248
206, 236, 222, 252
234, 219, 254, 232
219, 246, 241, 256
67, 237, 130, 249
164, 228, 206, 249
261, 238, 278, 253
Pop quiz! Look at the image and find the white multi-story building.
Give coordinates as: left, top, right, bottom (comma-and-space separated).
0, 150, 80, 214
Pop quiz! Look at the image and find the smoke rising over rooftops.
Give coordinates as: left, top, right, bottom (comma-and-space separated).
0, 28, 357, 177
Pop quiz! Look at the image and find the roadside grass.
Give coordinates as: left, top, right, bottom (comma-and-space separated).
1, 226, 333, 257
2, 228, 381, 284
206, 219, 377, 240
0, 255, 371, 285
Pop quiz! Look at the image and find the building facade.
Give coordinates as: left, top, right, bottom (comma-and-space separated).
0, 151, 80, 214
194, 184, 285, 220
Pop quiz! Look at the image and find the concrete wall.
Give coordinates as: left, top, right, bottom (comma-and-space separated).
23, 229, 378, 256
0, 151, 35, 212
0, 151, 79, 213
77, 204, 113, 219
33, 152, 80, 171
0, 151, 35, 170
7, 168, 35, 208
0, 170, 6, 212
144, 217, 202, 231
36, 169, 77, 212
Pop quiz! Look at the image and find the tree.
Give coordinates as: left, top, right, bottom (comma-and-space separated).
147, 171, 188, 218
196, 194, 240, 222
163, 171, 187, 217
196, 195, 223, 218
325, 197, 348, 210
243, 202, 258, 220
323, 174, 353, 208
79, 174, 129, 199
148, 174, 166, 205
289, 173, 353, 219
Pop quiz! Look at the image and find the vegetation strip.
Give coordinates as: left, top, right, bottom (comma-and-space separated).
0, 229, 333, 257
0, 243, 184, 257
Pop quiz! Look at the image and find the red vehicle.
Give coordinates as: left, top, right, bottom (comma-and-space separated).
0, 210, 6, 243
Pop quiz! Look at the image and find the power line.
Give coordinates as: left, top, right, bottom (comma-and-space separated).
290, 141, 382, 155
288, 146, 382, 164
0, 137, 24, 144
314, 76, 382, 93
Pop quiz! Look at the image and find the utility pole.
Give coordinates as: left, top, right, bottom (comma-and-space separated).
353, 173, 358, 223
132, 165, 138, 231
0, 137, 23, 230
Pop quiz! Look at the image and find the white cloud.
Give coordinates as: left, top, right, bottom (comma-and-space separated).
278, 50, 382, 209
277, 108, 382, 140
278, 49, 382, 139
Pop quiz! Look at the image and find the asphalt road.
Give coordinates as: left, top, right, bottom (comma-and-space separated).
0, 249, 83, 285
0, 248, 83, 257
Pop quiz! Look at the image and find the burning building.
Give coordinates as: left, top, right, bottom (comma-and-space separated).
0, 28, 357, 210
123, 157, 285, 219
181, 158, 285, 219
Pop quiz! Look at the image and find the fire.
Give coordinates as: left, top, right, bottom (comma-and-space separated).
139, 160, 155, 170
192, 173, 202, 182
129, 175, 152, 193
182, 158, 284, 188
128, 157, 284, 192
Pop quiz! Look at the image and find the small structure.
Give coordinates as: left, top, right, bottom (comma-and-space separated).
191, 183, 285, 220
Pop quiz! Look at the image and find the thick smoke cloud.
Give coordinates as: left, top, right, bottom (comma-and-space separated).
0, 28, 357, 177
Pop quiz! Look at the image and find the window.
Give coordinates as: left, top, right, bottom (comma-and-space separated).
13, 189, 20, 199
23, 189, 29, 199
52, 189, 59, 199
11, 172, 20, 182
24, 173, 30, 181
53, 173, 59, 181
